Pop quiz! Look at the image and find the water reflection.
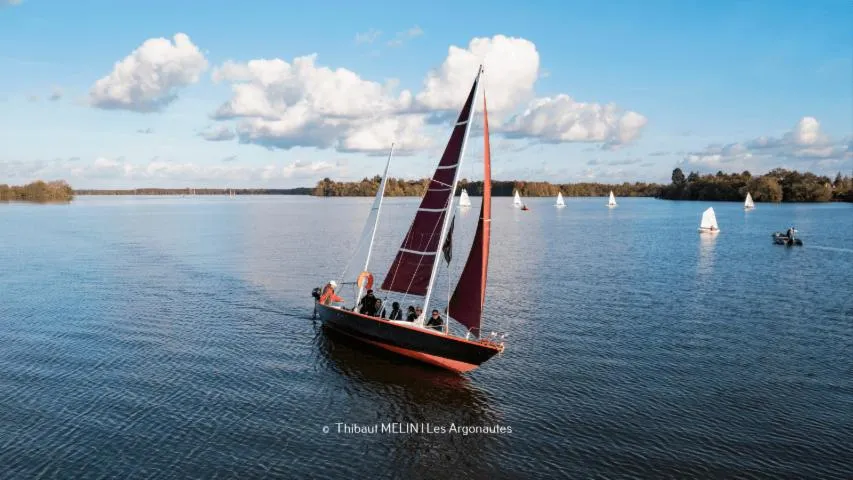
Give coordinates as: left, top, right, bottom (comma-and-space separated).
315, 327, 493, 409
697, 232, 718, 275
315, 327, 503, 477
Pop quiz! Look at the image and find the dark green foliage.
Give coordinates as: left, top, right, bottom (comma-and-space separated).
0, 180, 74, 203
312, 177, 663, 197
659, 168, 850, 203
671, 168, 685, 185
313, 177, 430, 197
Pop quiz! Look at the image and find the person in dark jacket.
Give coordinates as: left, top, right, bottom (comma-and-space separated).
406, 306, 417, 322
388, 302, 403, 320
358, 289, 377, 316
375, 298, 386, 318
425, 309, 444, 331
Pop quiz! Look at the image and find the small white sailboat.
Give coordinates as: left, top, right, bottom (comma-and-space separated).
744, 192, 755, 210
698, 207, 720, 233
555, 192, 566, 208
459, 188, 472, 208
607, 190, 617, 208
513, 190, 523, 209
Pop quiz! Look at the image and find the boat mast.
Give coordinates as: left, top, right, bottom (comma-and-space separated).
355, 143, 395, 304
420, 65, 483, 325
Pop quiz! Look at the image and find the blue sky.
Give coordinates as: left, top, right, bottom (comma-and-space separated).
1, 0, 850, 188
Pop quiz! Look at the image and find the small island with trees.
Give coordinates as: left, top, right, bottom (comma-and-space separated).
0, 180, 74, 203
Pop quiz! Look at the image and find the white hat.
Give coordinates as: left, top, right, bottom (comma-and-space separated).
329, 280, 337, 288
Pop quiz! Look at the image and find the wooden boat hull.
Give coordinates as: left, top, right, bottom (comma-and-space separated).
316, 303, 502, 373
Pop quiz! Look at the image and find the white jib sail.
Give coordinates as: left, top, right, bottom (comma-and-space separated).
744, 192, 755, 209
608, 191, 617, 207
556, 192, 565, 207
342, 144, 395, 305
513, 191, 522, 207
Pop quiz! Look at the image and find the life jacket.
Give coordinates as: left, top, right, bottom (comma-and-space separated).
319, 284, 343, 305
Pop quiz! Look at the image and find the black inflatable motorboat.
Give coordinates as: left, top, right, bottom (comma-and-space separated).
772, 232, 803, 246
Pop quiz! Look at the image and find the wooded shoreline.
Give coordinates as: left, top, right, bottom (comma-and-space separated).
5, 167, 852, 203
1, 181, 74, 202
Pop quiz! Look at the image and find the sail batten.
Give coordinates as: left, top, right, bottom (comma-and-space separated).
381, 70, 481, 296
448, 92, 492, 337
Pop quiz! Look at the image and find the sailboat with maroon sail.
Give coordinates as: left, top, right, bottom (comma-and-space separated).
314, 66, 504, 373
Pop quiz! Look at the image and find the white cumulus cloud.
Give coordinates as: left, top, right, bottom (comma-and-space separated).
502, 95, 648, 147
416, 35, 539, 114
89, 33, 208, 112
210, 54, 423, 154
681, 116, 851, 173
206, 34, 647, 155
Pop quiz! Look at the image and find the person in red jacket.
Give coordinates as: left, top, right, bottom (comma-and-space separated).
319, 280, 344, 306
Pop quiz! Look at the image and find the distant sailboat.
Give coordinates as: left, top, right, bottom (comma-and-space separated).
607, 191, 617, 208
698, 207, 720, 233
459, 188, 472, 208
555, 192, 566, 208
513, 190, 523, 208
744, 192, 755, 210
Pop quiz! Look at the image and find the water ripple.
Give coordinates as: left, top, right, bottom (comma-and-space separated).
0, 196, 850, 478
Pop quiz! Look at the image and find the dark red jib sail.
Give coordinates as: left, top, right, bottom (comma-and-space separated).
448, 93, 492, 337
381, 73, 480, 295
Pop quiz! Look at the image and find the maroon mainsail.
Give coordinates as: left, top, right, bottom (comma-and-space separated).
448, 93, 492, 337
381, 74, 480, 295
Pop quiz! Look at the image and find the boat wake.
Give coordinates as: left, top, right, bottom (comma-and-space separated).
807, 245, 853, 254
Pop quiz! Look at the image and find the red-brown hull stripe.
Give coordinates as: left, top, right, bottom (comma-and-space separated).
326, 325, 480, 373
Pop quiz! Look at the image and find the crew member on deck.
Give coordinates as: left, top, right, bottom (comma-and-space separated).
388, 302, 403, 320
426, 309, 444, 331
375, 298, 386, 318
359, 289, 378, 316
319, 280, 344, 305
406, 306, 417, 322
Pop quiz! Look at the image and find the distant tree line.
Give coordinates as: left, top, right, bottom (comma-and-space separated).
659, 168, 853, 203
74, 187, 312, 195
313, 176, 663, 197
0, 180, 74, 203
313, 177, 431, 196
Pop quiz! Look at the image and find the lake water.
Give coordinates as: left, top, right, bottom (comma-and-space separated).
1, 195, 851, 479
